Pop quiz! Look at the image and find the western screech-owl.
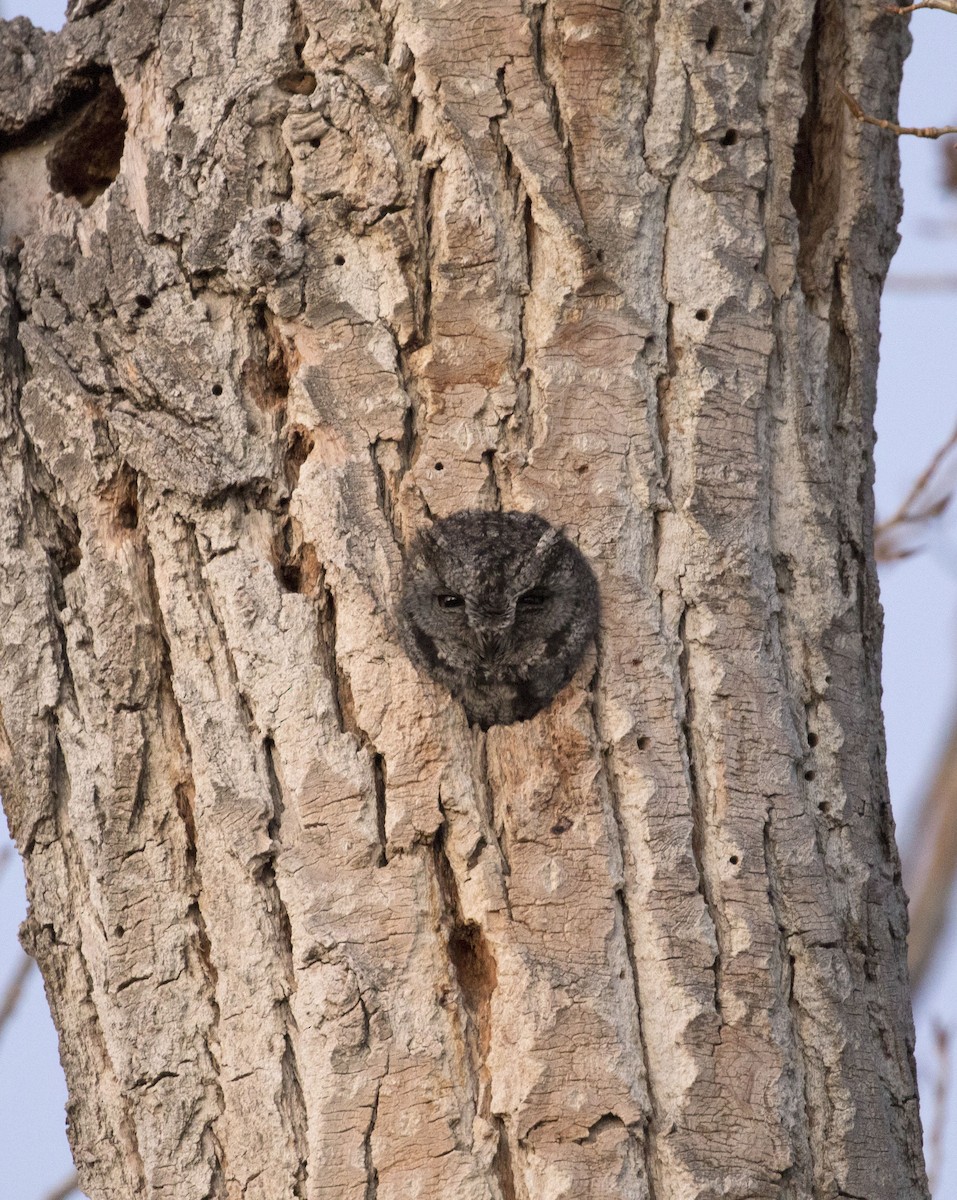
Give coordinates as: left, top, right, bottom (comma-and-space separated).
398, 510, 600, 727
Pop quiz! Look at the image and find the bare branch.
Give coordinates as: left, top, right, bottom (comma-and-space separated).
885, 273, 957, 291
904, 710, 957, 990
40, 1172, 81, 1200
875, 422, 957, 561
0, 953, 34, 1038
838, 84, 957, 139
886, 0, 957, 15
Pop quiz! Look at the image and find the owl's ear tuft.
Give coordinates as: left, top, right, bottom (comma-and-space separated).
409, 526, 438, 561
534, 526, 562, 558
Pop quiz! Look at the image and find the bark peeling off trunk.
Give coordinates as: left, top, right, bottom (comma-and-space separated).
0, 3, 925, 1200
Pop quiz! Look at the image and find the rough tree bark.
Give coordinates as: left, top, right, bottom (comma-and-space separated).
0, 2, 928, 1199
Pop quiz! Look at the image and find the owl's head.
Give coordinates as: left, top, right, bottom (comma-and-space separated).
400, 509, 592, 669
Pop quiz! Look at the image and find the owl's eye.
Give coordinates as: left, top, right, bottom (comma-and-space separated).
518, 589, 550, 608
437, 594, 465, 609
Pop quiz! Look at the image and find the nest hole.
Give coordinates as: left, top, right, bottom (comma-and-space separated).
47, 73, 127, 207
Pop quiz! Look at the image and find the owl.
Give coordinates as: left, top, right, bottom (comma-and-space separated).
398, 510, 600, 727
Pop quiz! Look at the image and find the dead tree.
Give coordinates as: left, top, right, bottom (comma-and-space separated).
0, 2, 928, 1197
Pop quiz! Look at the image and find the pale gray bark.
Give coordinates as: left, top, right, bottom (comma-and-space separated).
0, 2, 927, 1199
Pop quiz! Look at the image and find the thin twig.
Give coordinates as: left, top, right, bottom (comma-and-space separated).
875, 422, 957, 561
905, 711, 957, 988
40, 1172, 81, 1200
839, 84, 957, 139
0, 953, 34, 1038
886, 0, 957, 15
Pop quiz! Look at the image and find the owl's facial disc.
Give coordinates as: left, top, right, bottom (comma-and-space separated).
398, 509, 600, 725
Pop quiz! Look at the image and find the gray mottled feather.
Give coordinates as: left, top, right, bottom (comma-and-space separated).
398, 510, 600, 727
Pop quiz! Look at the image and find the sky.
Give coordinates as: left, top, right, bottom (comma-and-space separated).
876, 12, 957, 1196
2, 0, 957, 1197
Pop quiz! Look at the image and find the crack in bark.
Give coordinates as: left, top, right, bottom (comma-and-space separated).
486, 94, 534, 464
491, 1113, 521, 1200
431, 815, 511, 1182
589, 682, 661, 1200
471, 731, 513, 918
371, 752, 388, 867
651, 299, 676, 605
363, 1082, 381, 1200
178, 517, 263, 740
280, 1031, 309, 1200
383, 71, 434, 507
791, 0, 847, 299
677, 605, 723, 1021
261, 737, 310, 1197
232, 0, 246, 60
316, 573, 348, 735
525, 2, 586, 231
139, 513, 228, 1195
413, 161, 436, 351
315, 570, 390, 862
512, 192, 534, 447
762, 812, 817, 1194
612, 890, 660, 1200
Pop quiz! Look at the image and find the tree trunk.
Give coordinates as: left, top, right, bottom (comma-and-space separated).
0, 3, 927, 1199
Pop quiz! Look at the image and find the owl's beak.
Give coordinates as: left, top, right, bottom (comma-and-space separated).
472, 630, 497, 656
473, 620, 510, 658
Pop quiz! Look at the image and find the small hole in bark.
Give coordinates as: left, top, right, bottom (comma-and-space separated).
695, 308, 709, 321
706, 26, 719, 51
277, 559, 301, 593
824, 674, 832, 684
630, 658, 640, 666
114, 925, 125, 937
334, 254, 346, 266
551, 816, 573, 835
446, 920, 497, 1035
729, 855, 739, 865
720, 129, 738, 146
285, 428, 315, 489
103, 462, 139, 534
47, 73, 127, 207
743, 1, 752, 10
636, 735, 649, 750
818, 800, 829, 813
135, 294, 153, 309
807, 732, 818, 748
434, 461, 444, 471
576, 464, 588, 474
276, 69, 317, 94
266, 218, 283, 236
116, 495, 138, 531
243, 305, 295, 413
804, 770, 815, 781
271, 517, 320, 596
211, 383, 223, 396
